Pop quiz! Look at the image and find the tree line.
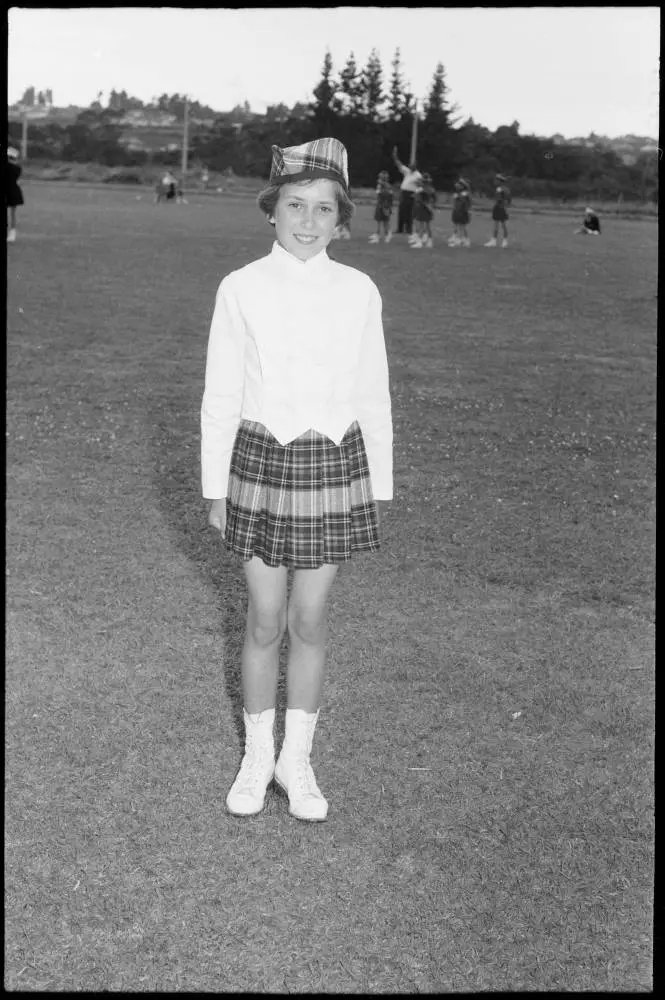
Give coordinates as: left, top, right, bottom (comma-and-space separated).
9, 51, 658, 203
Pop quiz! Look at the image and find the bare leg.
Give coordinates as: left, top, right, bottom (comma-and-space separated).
286, 564, 339, 712
241, 557, 288, 713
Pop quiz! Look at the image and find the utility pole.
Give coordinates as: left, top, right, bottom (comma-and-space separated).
181, 95, 189, 181
410, 99, 418, 165
21, 111, 28, 160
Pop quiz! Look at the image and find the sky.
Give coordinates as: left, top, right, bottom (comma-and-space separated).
7, 6, 661, 139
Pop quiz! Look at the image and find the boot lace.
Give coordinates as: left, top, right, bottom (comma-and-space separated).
234, 737, 273, 795
290, 758, 323, 801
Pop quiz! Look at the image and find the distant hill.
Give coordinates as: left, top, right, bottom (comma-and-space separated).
8, 103, 657, 150
550, 132, 659, 165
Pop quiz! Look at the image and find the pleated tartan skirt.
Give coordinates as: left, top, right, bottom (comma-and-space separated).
224, 419, 380, 569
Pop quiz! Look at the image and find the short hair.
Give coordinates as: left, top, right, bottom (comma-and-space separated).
257, 178, 355, 227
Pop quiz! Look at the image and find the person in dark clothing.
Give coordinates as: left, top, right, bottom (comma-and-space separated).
484, 174, 511, 248
411, 173, 437, 248
6, 146, 24, 243
369, 171, 394, 243
575, 207, 601, 235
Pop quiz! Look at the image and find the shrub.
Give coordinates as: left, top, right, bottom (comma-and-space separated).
102, 168, 143, 184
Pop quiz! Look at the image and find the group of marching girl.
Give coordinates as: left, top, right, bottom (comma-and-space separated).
369, 164, 512, 249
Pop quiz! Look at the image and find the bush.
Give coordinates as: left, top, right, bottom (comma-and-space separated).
102, 168, 143, 185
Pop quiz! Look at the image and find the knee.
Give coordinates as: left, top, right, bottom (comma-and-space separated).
247, 605, 286, 648
287, 605, 326, 646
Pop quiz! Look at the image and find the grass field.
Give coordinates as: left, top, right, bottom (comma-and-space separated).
20, 161, 659, 219
5, 183, 655, 992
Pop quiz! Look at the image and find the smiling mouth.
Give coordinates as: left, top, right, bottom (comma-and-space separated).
294, 234, 318, 243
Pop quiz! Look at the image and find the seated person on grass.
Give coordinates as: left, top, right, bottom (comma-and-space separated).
575, 207, 601, 235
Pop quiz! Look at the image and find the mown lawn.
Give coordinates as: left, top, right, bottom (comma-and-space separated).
5, 183, 655, 992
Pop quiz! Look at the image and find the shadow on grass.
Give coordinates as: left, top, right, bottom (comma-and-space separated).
145, 386, 252, 750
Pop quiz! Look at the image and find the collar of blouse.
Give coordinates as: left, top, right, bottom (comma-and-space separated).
270, 240, 333, 279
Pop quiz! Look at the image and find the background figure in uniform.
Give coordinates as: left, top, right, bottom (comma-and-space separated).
391, 145, 423, 240
485, 174, 511, 247
575, 207, 601, 235
155, 171, 176, 203
449, 178, 472, 247
155, 170, 186, 204
6, 146, 24, 243
369, 171, 394, 243
411, 172, 436, 248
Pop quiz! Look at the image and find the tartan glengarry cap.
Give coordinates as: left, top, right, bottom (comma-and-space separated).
270, 138, 349, 192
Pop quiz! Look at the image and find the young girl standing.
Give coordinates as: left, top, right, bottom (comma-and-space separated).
485, 174, 511, 247
201, 138, 393, 823
369, 170, 393, 243
411, 172, 436, 248
448, 179, 471, 247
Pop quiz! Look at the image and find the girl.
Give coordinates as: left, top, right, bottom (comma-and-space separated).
201, 138, 393, 823
369, 170, 393, 243
411, 172, 436, 248
6, 146, 24, 243
485, 174, 510, 247
448, 179, 471, 247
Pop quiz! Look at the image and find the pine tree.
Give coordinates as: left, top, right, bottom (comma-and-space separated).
361, 49, 386, 122
424, 62, 449, 120
388, 48, 406, 119
310, 50, 339, 128
339, 52, 364, 116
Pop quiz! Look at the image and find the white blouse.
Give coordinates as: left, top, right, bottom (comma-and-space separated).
201, 241, 393, 500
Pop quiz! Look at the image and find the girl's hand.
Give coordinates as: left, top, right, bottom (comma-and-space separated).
208, 499, 227, 534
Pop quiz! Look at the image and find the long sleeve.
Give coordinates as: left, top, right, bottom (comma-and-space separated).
200, 277, 246, 499
353, 284, 393, 500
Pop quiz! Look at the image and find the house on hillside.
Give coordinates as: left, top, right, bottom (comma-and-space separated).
117, 109, 178, 128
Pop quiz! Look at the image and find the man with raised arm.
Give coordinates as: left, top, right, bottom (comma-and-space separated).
391, 146, 423, 242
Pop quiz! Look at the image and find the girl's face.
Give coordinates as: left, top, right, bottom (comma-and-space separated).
270, 179, 340, 261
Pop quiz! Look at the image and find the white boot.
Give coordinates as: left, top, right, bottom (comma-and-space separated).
275, 709, 328, 822
448, 235, 460, 247
410, 236, 423, 249
226, 708, 275, 817
7, 228, 17, 243
484, 237, 497, 247
384, 230, 392, 243
368, 233, 379, 244
501, 238, 509, 248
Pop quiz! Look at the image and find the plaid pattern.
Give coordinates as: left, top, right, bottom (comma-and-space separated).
225, 420, 379, 569
270, 138, 349, 192
374, 188, 394, 222
414, 185, 436, 222
451, 190, 471, 224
